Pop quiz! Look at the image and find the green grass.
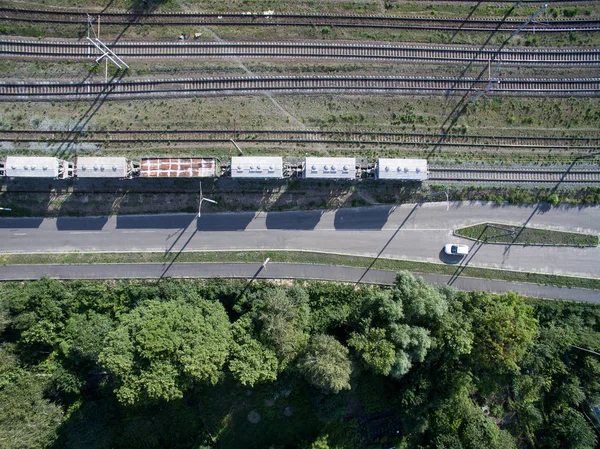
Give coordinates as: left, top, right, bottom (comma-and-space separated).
1, 249, 599, 290
455, 223, 599, 247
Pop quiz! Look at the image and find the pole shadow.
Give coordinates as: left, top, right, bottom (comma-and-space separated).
54, 71, 126, 159
354, 203, 420, 286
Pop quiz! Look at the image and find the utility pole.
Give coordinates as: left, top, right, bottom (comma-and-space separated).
262, 258, 270, 271
230, 139, 244, 155
86, 14, 129, 75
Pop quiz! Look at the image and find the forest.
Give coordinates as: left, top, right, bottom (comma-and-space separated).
0, 273, 598, 449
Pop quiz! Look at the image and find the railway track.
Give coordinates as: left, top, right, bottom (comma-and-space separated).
428, 166, 600, 183
1, 75, 599, 100
2, 129, 599, 151
2, 39, 599, 65
2, 7, 599, 32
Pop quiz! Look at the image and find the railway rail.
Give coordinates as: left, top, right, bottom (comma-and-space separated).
2, 7, 599, 32
2, 39, 599, 65
1, 75, 599, 100
2, 129, 599, 151
428, 167, 600, 183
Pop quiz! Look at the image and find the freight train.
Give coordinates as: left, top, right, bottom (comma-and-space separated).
0, 155, 428, 181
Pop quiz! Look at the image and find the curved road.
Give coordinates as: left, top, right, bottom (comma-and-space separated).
0, 262, 597, 302
0, 202, 598, 278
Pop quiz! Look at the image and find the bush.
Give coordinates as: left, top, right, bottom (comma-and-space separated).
547, 193, 560, 205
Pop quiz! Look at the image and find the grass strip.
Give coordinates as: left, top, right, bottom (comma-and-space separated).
455, 223, 599, 247
1, 250, 598, 291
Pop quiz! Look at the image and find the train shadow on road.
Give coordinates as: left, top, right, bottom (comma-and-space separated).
196, 213, 255, 231
117, 214, 196, 229
266, 210, 323, 230
57, 216, 109, 231
0, 218, 44, 228
334, 206, 394, 230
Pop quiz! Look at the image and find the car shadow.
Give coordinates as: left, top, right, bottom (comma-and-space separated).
438, 248, 465, 265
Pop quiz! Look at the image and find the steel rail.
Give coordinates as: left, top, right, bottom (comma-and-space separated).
2, 39, 600, 65
1, 7, 599, 32
428, 167, 600, 182
1, 129, 599, 151
1, 75, 599, 100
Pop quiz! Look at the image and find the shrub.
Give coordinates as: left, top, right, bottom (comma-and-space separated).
547, 193, 560, 205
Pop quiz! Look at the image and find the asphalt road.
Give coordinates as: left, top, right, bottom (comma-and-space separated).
0, 202, 599, 278
0, 262, 596, 302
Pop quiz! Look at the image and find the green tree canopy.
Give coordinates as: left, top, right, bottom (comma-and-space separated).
347, 272, 443, 379
394, 271, 448, 327
6, 278, 76, 350
228, 316, 279, 387
467, 292, 538, 374
297, 334, 352, 394
252, 287, 310, 368
63, 312, 115, 365
549, 408, 597, 449
0, 375, 63, 449
99, 299, 232, 404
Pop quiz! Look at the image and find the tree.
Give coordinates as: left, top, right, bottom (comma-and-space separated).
427, 385, 517, 449
347, 272, 442, 379
348, 325, 396, 376
394, 271, 448, 327
252, 287, 310, 368
228, 316, 279, 386
7, 278, 76, 351
468, 292, 538, 373
0, 375, 63, 449
99, 299, 232, 404
63, 312, 115, 364
549, 408, 597, 449
298, 334, 352, 393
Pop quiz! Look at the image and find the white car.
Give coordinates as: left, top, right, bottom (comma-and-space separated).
444, 243, 469, 256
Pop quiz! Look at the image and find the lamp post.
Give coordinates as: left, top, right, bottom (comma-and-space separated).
198, 182, 217, 218
423, 186, 449, 211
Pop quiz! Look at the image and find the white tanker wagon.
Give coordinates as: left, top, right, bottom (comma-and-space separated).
0, 155, 428, 182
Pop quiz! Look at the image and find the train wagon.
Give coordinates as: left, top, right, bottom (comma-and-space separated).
377, 158, 427, 181
3, 156, 73, 179
231, 156, 283, 179
76, 157, 137, 179
303, 157, 356, 179
140, 157, 218, 178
